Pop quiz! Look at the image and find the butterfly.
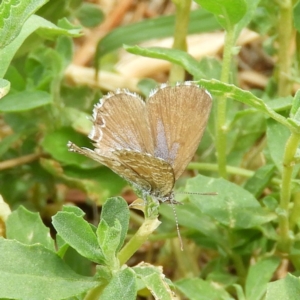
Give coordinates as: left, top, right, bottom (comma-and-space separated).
68, 82, 212, 205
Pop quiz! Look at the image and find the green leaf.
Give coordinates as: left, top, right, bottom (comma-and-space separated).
137, 78, 158, 97
266, 119, 300, 176
0, 0, 48, 49
26, 47, 63, 85
101, 267, 137, 300
176, 277, 233, 300
0, 239, 98, 300
245, 257, 281, 300
40, 157, 126, 205
64, 246, 94, 277
194, 0, 247, 30
291, 89, 300, 124
159, 203, 226, 249
0, 79, 10, 99
55, 35, 73, 69
266, 119, 288, 173
42, 127, 96, 168
6, 206, 55, 251
124, 45, 204, 79
234, 0, 261, 40
63, 107, 92, 134
198, 79, 293, 131
196, 57, 222, 80
0, 14, 81, 78
266, 274, 300, 300
76, 3, 104, 28
133, 263, 174, 300
233, 284, 246, 300
97, 219, 121, 268
187, 175, 277, 228
62, 205, 85, 217
52, 210, 105, 264
0, 90, 52, 112
294, 2, 300, 33
4, 66, 25, 92
244, 165, 276, 197
96, 9, 220, 59
100, 197, 130, 252
0, 132, 21, 157
265, 96, 293, 112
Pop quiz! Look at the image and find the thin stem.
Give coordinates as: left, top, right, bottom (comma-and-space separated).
118, 195, 161, 265
278, 132, 300, 252
118, 217, 161, 265
277, 0, 293, 96
187, 162, 281, 185
84, 285, 104, 300
0, 153, 41, 170
231, 252, 247, 283
216, 28, 235, 178
169, 0, 192, 82
188, 162, 252, 177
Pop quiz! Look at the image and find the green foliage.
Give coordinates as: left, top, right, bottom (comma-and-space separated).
52, 210, 105, 264
0, 238, 99, 300
266, 274, 300, 300
245, 257, 281, 300
0, 90, 52, 112
187, 175, 276, 228
1, 0, 300, 299
95, 8, 221, 61
75, 3, 104, 28
176, 277, 233, 300
194, 0, 247, 29
1, 199, 174, 299
0, 0, 49, 49
6, 205, 55, 250
124, 44, 206, 79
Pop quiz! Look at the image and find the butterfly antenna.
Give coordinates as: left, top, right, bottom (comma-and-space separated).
176, 191, 218, 196
170, 200, 183, 251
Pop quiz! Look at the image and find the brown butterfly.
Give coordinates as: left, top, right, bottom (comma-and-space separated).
68, 82, 212, 248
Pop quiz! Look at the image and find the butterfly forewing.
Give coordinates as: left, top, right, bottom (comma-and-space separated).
90, 91, 154, 155
147, 83, 212, 180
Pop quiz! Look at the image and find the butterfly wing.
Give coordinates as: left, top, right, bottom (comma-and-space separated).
147, 83, 212, 180
68, 143, 174, 198
113, 149, 175, 198
89, 90, 154, 155
68, 89, 174, 198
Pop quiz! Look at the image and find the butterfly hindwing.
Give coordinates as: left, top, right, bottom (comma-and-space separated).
113, 149, 175, 198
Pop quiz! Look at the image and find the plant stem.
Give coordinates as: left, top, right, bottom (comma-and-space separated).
216, 28, 235, 178
277, 0, 293, 96
118, 196, 161, 265
187, 162, 281, 185
278, 132, 300, 252
289, 191, 300, 230
0, 153, 41, 170
231, 252, 247, 282
118, 217, 161, 265
84, 284, 105, 300
169, 0, 191, 82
